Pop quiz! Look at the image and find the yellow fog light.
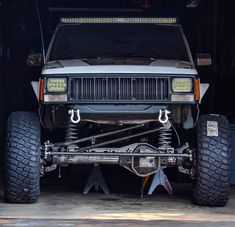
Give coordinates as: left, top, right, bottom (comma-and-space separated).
172, 78, 193, 93
47, 78, 67, 93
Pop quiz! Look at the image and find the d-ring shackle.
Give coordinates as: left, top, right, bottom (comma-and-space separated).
158, 109, 171, 124
69, 109, 81, 124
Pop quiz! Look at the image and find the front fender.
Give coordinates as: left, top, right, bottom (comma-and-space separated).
200, 83, 209, 103
31, 81, 39, 101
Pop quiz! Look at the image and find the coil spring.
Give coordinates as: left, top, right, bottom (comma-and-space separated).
158, 127, 172, 149
66, 120, 79, 142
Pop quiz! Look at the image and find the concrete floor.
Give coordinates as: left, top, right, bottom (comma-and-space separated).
0, 182, 235, 227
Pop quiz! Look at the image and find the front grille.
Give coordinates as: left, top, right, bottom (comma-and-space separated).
69, 75, 170, 103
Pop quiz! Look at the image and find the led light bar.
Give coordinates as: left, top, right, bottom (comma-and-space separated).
60, 17, 178, 24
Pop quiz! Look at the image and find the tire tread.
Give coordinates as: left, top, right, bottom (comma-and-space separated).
193, 114, 232, 206
5, 111, 40, 203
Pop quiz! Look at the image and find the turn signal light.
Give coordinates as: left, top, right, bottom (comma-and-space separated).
39, 78, 44, 102
195, 79, 200, 101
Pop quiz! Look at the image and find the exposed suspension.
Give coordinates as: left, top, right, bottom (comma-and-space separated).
158, 127, 172, 150
66, 108, 81, 142
158, 109, 172, 150
66, 120, 79, 142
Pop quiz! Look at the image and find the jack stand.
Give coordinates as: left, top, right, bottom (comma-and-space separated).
148, 169, 173, 196
141, 176, 150, 198
83, 164, 110, 195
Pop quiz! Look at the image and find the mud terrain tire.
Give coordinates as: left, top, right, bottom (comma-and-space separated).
193, 114, 232, 206
5, 112, 41, 203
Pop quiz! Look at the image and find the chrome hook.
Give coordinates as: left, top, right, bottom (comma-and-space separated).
69, 109, 81, 124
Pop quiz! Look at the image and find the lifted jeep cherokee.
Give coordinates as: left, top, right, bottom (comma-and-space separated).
5, 18, 232, 206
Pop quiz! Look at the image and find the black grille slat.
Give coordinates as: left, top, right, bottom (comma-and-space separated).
120, 78, 131, 100
108, 78, 119, 100
95, 78, 107, 100
70, 75, 169, 102
145, 78, 157, 100
71, 78, 82, 100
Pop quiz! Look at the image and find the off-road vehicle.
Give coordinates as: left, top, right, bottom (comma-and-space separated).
5, 17, 232, 206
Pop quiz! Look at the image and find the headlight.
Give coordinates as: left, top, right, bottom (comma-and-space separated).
47, 78, 67, 93
172, 78, 193, 93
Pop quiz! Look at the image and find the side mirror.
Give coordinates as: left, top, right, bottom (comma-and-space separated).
27, 53, 43, 67
196, 54, 212, 66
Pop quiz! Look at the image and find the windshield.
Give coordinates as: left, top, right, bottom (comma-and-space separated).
48, 24, 190, 62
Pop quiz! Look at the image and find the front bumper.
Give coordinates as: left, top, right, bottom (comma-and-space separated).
75, 105, 166, 124
40, 104, 171, 125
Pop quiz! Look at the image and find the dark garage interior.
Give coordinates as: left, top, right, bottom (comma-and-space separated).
0, 0, 235, 226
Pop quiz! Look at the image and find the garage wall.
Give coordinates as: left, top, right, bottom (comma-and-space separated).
0, 1, 5, 143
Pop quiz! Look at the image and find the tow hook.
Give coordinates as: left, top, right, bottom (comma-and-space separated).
69, 109, 81, 124
158, 109, 171, 124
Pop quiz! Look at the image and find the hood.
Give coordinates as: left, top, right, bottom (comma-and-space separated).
42, 59, 197, 75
